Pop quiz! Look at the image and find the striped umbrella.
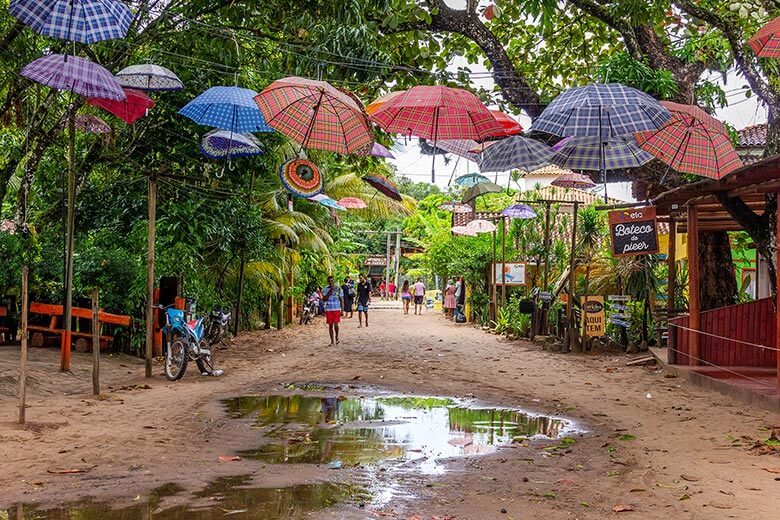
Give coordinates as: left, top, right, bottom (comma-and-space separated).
748, 16, 780, 58
361, 174, 402, 201
88, 88, 154, 124
279, 158, 324, 198
10, 0, 133, 44
338, 197, 367, 209
116, 64, 184, 91
254, 77, 372, 155
634, 101, 742, 180
179, 86, 273, 133
551, 136, 653, 171
478, 135, 554, 173
550, 172, 597, 189
74, 114, 111, 134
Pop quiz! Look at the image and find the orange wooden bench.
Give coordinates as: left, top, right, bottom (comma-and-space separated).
28, 302, 131, 351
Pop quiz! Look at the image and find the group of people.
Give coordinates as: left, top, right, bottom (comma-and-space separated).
443, 277, 466, 321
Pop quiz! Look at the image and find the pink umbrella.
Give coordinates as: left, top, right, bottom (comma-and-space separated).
338, 197, 367, 209
371, 142, 395, 158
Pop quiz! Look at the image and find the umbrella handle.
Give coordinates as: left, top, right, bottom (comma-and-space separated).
217, 163, 226, 178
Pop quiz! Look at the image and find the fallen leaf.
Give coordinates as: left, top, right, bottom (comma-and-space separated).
222, 509, 248, 516
629, 488, 647, 493
762, 467, 780, 474
218, 455, 241, 462
351, 375, 361, 380
612, 504, 634, 512
47, 467, 93, 474
680, 474, 700, 482
708, 502, 732, 509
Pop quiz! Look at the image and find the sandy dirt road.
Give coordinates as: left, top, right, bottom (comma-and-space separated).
0, 307, 778, 519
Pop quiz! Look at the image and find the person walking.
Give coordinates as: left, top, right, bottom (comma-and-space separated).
401, 280, 411, 315
356, 273, 372, 328
388, 281, 396, 300
341, 276, 355, 319
322, 276, 343, 345
413, 278, 426, 315
379, 280, 386, 300
444, 279, 456, 319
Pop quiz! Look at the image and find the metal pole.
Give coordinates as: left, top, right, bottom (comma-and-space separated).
385, 232, 391, 300
61, 105, 75, 372
18, 266, 28, 424
145, 175, 156, 379
394, 230, 401, 299
564, 202, 579, 352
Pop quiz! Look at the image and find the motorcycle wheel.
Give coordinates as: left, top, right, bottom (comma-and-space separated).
196, 339, 214, 375
165, 337, 189, 381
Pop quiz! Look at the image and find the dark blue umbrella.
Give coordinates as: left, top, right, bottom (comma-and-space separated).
478, 135, 554, 173
551, 136, 653, 171
179, 86, 274, 133
10, 0, 133, 44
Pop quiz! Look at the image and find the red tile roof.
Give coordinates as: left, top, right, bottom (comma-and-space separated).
737, 124, 767, 147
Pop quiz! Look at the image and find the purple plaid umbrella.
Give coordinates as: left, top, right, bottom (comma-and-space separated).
371, 142, 395, 159
501, 204, 537, 219
74, 114, 111, 133
10, 0, 133, 44
20, 54, 126, 100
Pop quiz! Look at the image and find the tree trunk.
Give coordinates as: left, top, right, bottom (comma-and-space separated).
698, 231, 737, 310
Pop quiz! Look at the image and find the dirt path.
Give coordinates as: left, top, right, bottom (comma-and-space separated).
0, 308, 778, 519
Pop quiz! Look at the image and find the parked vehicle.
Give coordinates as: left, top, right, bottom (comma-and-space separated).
300, 295, 318, 325
204, 306, 231, 347
159, 304, 215, 380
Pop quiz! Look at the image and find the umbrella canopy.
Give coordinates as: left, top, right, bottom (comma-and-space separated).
466, 219, 497, 233
179, 86, 273, 133
551, 136, 653, 171
451, 225, 477, 237
366, 90, 404, 115
454, 173, 490, 187
254, 77, 372, 155
634, 101, 742, 179
439, 201, 473, 213
462, 181, 503, 203
88, 87, 154, 124
501, 203, 537, 219
436, 139, 482, 163
479, 135, 554, 173
74, 114, 111, 133
200, 130, 263, 160
337, 197, 367, 209
116, 64, 184, 91
10, 0, 132, 44
524, 164, 573, 177
370, 143, 395, 159
748, 16, 780, 58
307, 193, 330, 202
20, 54, 126, 100
550, 172, 597, 189
279, 158, 324, 198
319, 197, 346, 211
489, 110, 523, 136
361, 174, 402, 201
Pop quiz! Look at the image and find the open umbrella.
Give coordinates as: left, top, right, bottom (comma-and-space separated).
478, 135, 554, 173
371, 143, 395, 159
489, 110, 523, 136
366, 90, 404, 115
319, 197, 346, 211
10, 0, 133, 44
179, 86, 273, 133
551, 136, 653, 171
116, 64, 184, 91
451, 225, 477, 237
462, 181, 503, 203
361, 174, 402, 201
88, 87, 154, 124
74, 114, 111, 134
501, 203, 537, 219
254, 77, 372, 155
748, 16, 780, 58
279, 158, 324, 198
634, 101, 742, 180
200, 130, 263, 160
370, 85, 504, 181
455, 173, 490, 187
550, 172, 597, 189
466, 219, 497, 233
307, 193, 330, 203
436, 139, 482, 163
338, 197, 367, 209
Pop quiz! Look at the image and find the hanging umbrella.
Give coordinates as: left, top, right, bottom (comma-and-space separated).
748, 16, 780, 58
279, 158, 324, 198
116, 64, 184, 91
462, 181, 503, 203
371, 143, 395, 159
437, 139, 482, 163
489, 110, 523, 136
478, 135, 554, 173
439, 201, 474, 213
370, 85, 504, 181
21, 54, 126, 100
634, 101, 742, 180
524, 164, 574, 177
307, 193, 330, 202
455, 173, 490, 187
179, 86, 273, 133
361, 174, 402, 201
74, 114, 111, 134
200, 130, 263, 160
366, 90, 405, 115
319, 197, 346, 211
550, 172, 597, 189
451, 225, 477, 237
501, 203, 537, 219
466, 219, 497, 233
338, 197, 367, 209
88, 87, 154, 124
551, 136, 654, 171
254, 77, 372, 155
10, 0, 133, 44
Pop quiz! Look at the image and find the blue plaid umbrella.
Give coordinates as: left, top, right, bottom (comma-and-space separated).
478, 135, 554, 173
179, 86, 274, 133
10, 0, 133, 44
551, 136, 653, 171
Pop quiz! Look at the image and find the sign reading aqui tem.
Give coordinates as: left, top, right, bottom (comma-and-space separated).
581, 295, 605, 337
608, 206, 659, 257
364, 255, 387, 267
493, 262, 526, 285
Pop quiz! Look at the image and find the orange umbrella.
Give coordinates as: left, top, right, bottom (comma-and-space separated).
366, 90, 404, 115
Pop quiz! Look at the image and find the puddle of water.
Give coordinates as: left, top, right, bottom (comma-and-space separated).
5, 476, 366, 519
225, 394, 573, 474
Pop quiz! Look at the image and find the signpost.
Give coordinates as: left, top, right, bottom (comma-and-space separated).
581, 296, 605, 337
493, 262, 526, 286
364, 255, 387, 267
608, 206, 659, 257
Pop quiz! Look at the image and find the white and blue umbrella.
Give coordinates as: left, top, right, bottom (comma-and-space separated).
318, 197, 346, 211
116, 64, 184, 92
200, 130, 263, 160
179, 86, 274, 133
10, 0, 133, 44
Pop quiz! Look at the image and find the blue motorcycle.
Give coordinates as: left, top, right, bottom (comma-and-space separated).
159, 305, 214, 380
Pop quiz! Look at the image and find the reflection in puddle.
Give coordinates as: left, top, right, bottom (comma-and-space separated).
225, 395, 573, 473
6, 476, 366, 519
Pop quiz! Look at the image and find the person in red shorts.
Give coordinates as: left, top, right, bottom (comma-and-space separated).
322, 276, 344, 345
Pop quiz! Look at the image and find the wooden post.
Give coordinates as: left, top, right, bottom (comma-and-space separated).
687, 206, 700, 366
18, 266, 29, 424
234, 256, 245, 336
490, 227, 497, 322
541, 201, 552, 335
61, 106, 76, 372
776, 206, 780, 385
286, 267, 294, 323
384, 232, 391, 300
564, 202, 579, 352
91, 288, 100, 396
394, 230, 401, 299
501, 217, 507, 307
666, 218, 677, 356
145, 175, 157, 379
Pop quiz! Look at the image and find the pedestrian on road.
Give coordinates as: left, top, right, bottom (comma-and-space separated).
341, 276, 354, 318
413, 278, 426, 315
357, 273, 372, 328
322, 276, 343, 345
379, 280, 386, 300
401, 280, 411, 315
388, 281, 396, 300
444, 279, 456, 319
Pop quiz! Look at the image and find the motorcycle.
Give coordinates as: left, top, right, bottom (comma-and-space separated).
204, 306, 231, 347
158, 304, 216, 380
299, 295, 319, 325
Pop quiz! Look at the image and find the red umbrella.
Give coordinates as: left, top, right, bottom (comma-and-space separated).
635, 101, 742, 179
88, 88, 154, 124
748, 16, 780, 58
370, 85, 504, 181
489, 110, 523, 136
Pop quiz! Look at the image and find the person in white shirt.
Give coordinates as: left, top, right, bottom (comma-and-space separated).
413, 278, 426, 315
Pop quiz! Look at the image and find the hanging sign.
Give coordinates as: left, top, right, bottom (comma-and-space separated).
493, 263, 526, 285
608, 206, 659, 257
581, 295, 605, 336
364, 255, 387, 267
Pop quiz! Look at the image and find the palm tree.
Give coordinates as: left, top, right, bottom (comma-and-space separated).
576, 205, 607, 351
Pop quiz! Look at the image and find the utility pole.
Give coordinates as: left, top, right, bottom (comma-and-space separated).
145, 173, 157, 378
385, 232, 391, 299
394, 229, 401, 299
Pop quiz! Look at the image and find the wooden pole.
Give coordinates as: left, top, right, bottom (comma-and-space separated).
564, 202, 579, 352
666, 219, 677, 356
687, 206, 700, 366
145, 175, 157, 379
91, 288, 100, 395
542, 202, 552, 290
18, 266, 28, 424
61, 106, 76, 372
385, 232, 391, 300
491, 228, 497, 322
394, 230, 401, 299
234, 170, 255, 336
501, 217, 507, 307
775, 206, 780, 385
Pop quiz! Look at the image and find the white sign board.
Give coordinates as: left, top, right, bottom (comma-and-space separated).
494, 262, 526, 286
